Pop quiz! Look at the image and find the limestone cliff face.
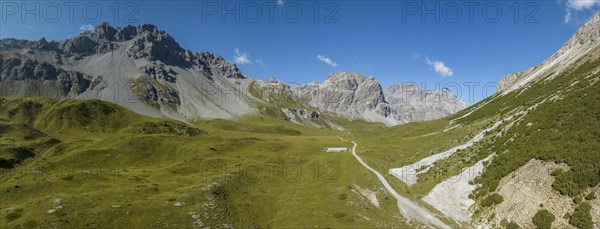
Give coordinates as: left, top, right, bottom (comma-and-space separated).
0, 23, 254, 121
497, 12, 600, 93
384, 84, 467, 123
254, 72, 467, 126
308, 72, 388, 118
0, 23, 468, 126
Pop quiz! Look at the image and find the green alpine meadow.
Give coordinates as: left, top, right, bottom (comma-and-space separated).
1, 2, 599, 228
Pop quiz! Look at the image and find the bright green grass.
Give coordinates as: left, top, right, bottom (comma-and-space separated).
0, 97, 412, 228
2, 47, 597, 228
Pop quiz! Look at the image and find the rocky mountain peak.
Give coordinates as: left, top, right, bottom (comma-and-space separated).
33, 37, 57, 51
559, 11, 600, 53
89, 22, 118, 41
265, 76, 279, 83
115, 25, 138, 41
126, 24, 184, 64
192, 51, 244, 79
56, 22, 184, 62
1, 22, 466, 126
323, 72, 367, 90
138, 24, 159, 33
325, 72, 366, 81
497, 11, 600, 93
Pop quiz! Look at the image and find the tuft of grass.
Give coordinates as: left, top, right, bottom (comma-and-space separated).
4, 208, 23, 222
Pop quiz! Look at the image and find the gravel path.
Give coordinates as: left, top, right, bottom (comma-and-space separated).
350, 141, 450, 229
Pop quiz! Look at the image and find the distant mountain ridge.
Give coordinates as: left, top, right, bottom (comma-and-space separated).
253, 72, 467, 126
0, 22, 467, 127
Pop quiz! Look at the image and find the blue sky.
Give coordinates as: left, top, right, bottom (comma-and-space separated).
1, 0, 599, 103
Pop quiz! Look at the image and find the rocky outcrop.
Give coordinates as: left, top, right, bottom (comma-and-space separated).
301, 72, 398, 125
193, 52, 245, 79
310, 72, 386, 114
33, 38, 58, 51
0, 56, 92, 96
0, 39, 35, 50
129, 76, 180, 109
126, 24, 185, 65
264, 76, 279, 84
63, 35, 99, 55
384, 83, 467, 122
475, 160, 574, 228
140, 63, 177, 83
496, 73, 519, 92
496, 11, 600, 93
553, 11, 600, 58
283, 108, 320, 120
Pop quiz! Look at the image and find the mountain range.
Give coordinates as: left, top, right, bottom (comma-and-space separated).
0, 10, 599, 229
0, 22, 467, 127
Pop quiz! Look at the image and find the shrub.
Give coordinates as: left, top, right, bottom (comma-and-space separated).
532, 209, 555, 229
482, 193, 504, 207
569, 203, 593, 229
550, 168, 563, 176
584, 191, 596, 200
574, 196, 582, 204
506, 221, 520, 229
563, 212, 571, 219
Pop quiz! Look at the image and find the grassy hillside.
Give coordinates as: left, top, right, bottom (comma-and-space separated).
1, 49, 597, 228
472, 57, 600, 200
0, 97, 414, 228
347, 47, 600, 227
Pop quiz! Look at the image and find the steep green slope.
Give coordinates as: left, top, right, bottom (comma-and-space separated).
472, 57, 600, 199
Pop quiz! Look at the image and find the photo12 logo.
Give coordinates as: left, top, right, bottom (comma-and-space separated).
200, 1, 339, 23
401, 1, 539, 23
0, 1, 139, 23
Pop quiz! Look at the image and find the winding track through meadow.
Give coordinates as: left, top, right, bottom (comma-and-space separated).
350, 141, 450, 229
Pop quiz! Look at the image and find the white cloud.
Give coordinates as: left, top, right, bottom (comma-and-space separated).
255, 59, 266, 69
564, 0, 600, 23
317, 54, 338, 67
566, 0, 600, 10
277, 0, 284, 6
565, 10, 573, 23
426, 58, 453, 77
234, 48, 251, 65
79, 24, 94, 31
